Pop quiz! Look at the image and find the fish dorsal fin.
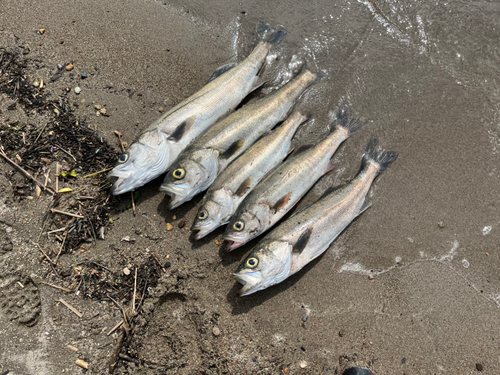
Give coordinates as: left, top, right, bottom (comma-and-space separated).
292, 143, 315, 156
167, 117, 196, 142
234, 176, 253, 197
220, 139, 245, 159
293, 227, 313, 254
207, 62, 237, 84
272, 192, 292, 212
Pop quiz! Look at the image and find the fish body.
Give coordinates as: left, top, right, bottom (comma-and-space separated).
223, 107, 367, 250
234, 138, 398, 296
192, 111, 310, 239
107, 21, 287, 195
160, 68, 318, 208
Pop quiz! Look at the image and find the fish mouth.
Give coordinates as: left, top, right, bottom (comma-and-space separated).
107, 167, 135, 195
192, 226, 214, 240
224, 239, 245, 252
159, 185, 187, 209
233, 272, 263, 296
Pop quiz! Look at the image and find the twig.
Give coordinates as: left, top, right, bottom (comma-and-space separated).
131, 192, 136, 216
50, 208, 84, 219
108, 330, 126, 374
83, 168, 113, 179
43, 226, 68, 235
153, 253, 167, 273
54, 230, 68, 264
0, 147, 56, 195
33, 121, 49, 144
39, 280, 73, 293
36, 243, 55, 265
118, 354, 139, 364
58, 298, 83, 318
55, 162, 59, 193
107, 320, 124, 336
132, 267, 137, 314
108, 295, 129, 329
55, 144, 77, 161
114, 131, 126, 153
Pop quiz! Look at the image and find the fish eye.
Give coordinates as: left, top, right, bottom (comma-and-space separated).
246, 257, 259, 268
233, 220, 244, 231
173, 168, 186, 179
118, 154, 128, 163
198, 209, 208, 220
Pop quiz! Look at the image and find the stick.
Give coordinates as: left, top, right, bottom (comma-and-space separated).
153, 253, 167, 273
55, 144, 77, 161
43, 226, 68, 235
107, 320, 124, 336
50, 208, 84, 219
132, 267, 137, 314
39, 280, 73, 293
114, 131, 126, 153
55, 162, 59, 193
0, 147, 56, 195
36, 243, 55, 265
58, 298, 83, 318
131, 192, 136, 216
83, 168, 113, 179
108, 330, 126, 374
54, 231, 68, 264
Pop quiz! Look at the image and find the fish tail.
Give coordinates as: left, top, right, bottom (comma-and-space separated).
363, 138, 398, 173
333, 105, 368, 136
256, 20, 287, 45
294, 61, 324, 84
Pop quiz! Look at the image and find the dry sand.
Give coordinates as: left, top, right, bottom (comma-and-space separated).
1, 0, 500, 374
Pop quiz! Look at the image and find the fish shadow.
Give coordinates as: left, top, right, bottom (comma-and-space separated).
227, 252, 326, 315
156, 190, 203, 224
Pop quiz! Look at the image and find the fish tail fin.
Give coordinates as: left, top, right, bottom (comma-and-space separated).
332, 105, 368, 136
256, 20, 287, 45
295, 61, 324, 84
363, 138, 398, 173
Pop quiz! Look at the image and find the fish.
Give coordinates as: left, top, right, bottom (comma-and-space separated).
191, 110, 310, 240
107, 20, 287, 195
159, 66, 319, 209
233, 138, 398, 296
223, 106, 368, 251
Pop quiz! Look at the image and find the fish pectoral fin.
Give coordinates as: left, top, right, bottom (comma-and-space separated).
271, 192, 292, 212
292, 227, 313, 254
324, 159, 336, 174
292, 143, 315, 157
220, 139, 245, 159
319, 183, 347, 199
234, 176, 253, 197
167, 116, 196, 142
207, 62, 237, 84
356, 201, 372, 218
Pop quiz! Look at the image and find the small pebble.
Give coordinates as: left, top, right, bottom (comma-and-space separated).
172, 215, 177, 220
283, 368, 290, 374
212, 327, 220, 336
100, 108, 107, 115
38, 28, 46, 35
368, 275, 374, 280
74, 87, 81, 94
476, 363, 483, 372
34, 81, 39, 87
438, 221, 445, 228
166, 223, 173, 231
178, 219, 186, 228
215, 239, 220, 245
57, 64, 63, 70
164, 261, 171, 268
159, 107, 164, 113
66, 64, 74, 71
81, 72, 88, 79
94, 104, 102, 110
299, 360, 308, 369
123, 267, 131, 276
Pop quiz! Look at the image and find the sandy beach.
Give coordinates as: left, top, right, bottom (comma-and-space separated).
1, 0, 500, 373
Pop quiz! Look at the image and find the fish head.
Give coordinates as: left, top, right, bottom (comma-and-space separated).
160, 150, 218, 209
223, 204, 270, 251
108, 131, 169, 195
233, 241, 293, 296
192, 200, 224, 240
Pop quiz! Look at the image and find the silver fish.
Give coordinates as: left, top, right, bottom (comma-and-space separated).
159, 67, 319, 209
192, 110, 310, 240
107, 20, 287, 195
234, 138, 398, 296
223, 107, 367, 251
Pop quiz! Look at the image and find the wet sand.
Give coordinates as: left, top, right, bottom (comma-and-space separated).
1, 0, 500, 373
